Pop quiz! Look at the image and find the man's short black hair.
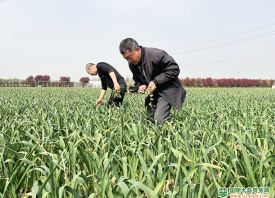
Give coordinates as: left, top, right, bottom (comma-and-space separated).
119, 38, 140, 54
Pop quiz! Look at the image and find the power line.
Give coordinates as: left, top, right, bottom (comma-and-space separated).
179, 51, 275, 65
168, 22, 275, 51
171, 30, 275, 54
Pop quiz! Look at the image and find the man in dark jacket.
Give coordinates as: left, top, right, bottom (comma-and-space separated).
86, 62, 127, 107
119, 38, 186, 123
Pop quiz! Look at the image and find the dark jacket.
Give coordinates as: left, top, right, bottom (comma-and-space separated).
129, 47, 186, 109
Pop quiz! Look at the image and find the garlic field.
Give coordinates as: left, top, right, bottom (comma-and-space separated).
0, 88, 274, 197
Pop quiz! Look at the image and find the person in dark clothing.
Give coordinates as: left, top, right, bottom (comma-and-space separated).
86, 62, 127, 107
119, 38, 186, 123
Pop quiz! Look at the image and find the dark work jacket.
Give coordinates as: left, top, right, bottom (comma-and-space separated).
129, 47, 186, 110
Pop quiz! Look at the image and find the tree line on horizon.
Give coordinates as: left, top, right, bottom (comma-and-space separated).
0, 75, 90, 87
181, 77, 275, 87
0, 75, 274, 87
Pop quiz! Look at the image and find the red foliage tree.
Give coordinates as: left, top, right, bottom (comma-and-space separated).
34, 75, 51, 87
80, 77, 90, 87
59, 76, 71, 87
202, 77, 213, 87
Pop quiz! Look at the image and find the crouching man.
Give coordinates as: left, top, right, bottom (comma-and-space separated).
86, 62, 127, 107
119, 38, 187, 123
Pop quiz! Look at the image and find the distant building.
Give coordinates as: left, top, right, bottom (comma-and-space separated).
89, 79, 101, 88
73, 82, 82, 87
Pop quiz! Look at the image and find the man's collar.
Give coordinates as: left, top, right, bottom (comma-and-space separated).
139, 46, 145, 66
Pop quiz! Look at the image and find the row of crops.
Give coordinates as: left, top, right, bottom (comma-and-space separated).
0, 88, 274, 197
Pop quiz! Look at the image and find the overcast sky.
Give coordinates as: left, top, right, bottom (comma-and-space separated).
1, 0, 275, 81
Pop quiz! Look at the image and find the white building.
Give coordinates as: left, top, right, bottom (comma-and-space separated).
89, 79, 101, 88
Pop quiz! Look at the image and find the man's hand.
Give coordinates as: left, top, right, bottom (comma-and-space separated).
96, 98, 103, 106
138, 85, 147, 94
114, 83, 121, 92
147, 81, 157, 93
